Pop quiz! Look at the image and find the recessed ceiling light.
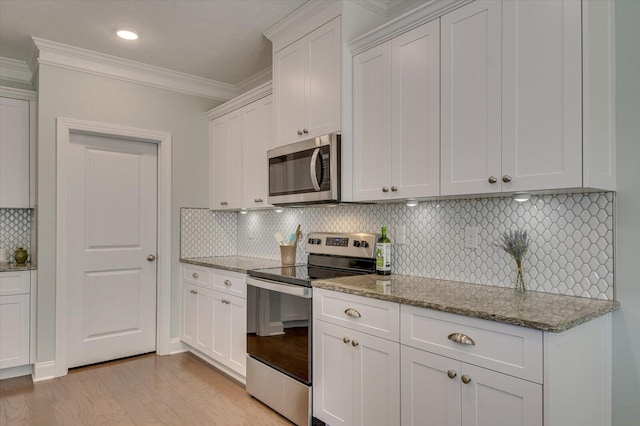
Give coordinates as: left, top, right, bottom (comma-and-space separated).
117, 29, 139, 40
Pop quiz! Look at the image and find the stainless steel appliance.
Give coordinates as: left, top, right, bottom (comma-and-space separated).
267, 134, 340, 206
246, 232, 378, 426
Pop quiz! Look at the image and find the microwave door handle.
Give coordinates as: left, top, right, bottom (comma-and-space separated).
310, 148, 322, 191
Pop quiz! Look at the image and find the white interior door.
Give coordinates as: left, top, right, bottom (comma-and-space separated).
66, 132, 157, 369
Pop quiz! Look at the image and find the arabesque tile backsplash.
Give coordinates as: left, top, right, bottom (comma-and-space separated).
181, 192, 614, 300
0, 208, 32, 263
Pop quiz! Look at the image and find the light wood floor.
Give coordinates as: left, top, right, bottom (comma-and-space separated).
0, 352, 293, 425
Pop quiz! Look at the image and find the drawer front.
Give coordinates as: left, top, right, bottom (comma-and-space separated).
181, 264, 211, 287
401, 305, 542, 383
0, 271, 30, 296
213, 270, 247, 298
314, 288, 400, 342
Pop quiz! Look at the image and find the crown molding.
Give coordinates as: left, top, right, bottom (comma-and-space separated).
236, 66, 272, 94
0, 86, 37, 101
350, 0, 388, 17
206, 81, 272, 120
0, 57, 33, 84
32, 37, 239, 101
387, 0, 431, 18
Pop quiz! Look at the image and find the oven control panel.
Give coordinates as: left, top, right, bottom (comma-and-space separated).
306, 232, 378, 259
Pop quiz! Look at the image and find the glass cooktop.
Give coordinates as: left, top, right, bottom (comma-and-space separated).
247, 264, 370, 288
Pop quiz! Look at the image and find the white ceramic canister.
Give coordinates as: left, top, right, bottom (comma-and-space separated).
0, 248, 8, 263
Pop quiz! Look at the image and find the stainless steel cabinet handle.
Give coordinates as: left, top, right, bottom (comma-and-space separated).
303, 128, 309, 134
502, 175, 512, 183
447, 370, 457, 379
192, 272, 199, 279
222, 299, 230, 304
488, 176, 497, 184
343, 337, 350, 344
147, 254, 156, 261
461, 375, 472, 384
344, 308, 362, 318
190, 290, 197, 294
224, 279, 232, 286
254, 198, 263, 203
352, 340, 359, 348
448, 333, 476, 346
220, 201, 228, 206
382, 187, 389, 193
391, 186, 398, 192
297, 130, 303, 136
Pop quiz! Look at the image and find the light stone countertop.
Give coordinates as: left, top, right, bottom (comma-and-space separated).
312, 274, 620, 333
180, 256, 282, 274
0, 263, 37, 273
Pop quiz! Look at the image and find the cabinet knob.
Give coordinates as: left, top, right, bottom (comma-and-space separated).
221, 201, 228, 206
254, 198, 263, 203
382, 187, 389, 193
343, 337, 351, 344
352, 340, 359, 348
448, 333, 476, 346
344, 308, 362, 318
391, 186, 398, 192
192, 272, 199, 279
297, 130, 303, 136
488, 176, 497, 184
190, 290, 197, 294
303, 128, 309, 134
447, 370, 457, 379
502, 175, 512, 183
461, 375, 472, 384
224, 279, 232, 286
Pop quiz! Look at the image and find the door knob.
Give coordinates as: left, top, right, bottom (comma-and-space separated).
147, 254, 156, 261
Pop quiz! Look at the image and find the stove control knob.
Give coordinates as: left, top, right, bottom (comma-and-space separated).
353, 240, 361, 247
360, 241, 369, 248
308, 238, 313, 244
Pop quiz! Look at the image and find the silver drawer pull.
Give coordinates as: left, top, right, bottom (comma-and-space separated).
448, 333, 476, 346
344, 308, 362, 318
461, 375, 472, 384
224, 279, 232, 286
352, 340, 359, 348
192, 272, 199, 279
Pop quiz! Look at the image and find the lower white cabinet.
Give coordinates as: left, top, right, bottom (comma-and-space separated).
0, 270, 32, 372
401, 345, 541, 426
180, 265, 247, 379
313, 320, 400, 426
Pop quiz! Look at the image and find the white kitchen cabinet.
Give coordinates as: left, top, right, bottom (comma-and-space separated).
0, 270, 31, 371
401, 346, 542, 426
210, 110, 242, 210
441, 0, 586, 196
210, 291, 246, 377
313, 320, 400, 426
181, 282, 214, 354
353, 20, 440, 201
241, 95, 273, 209
0, 97, 30, 208
273, 17, 341, 146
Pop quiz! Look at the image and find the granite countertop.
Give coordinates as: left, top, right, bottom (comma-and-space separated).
180, 256, 282, 274
0, 263, 37, 273
312, 274, 620, 333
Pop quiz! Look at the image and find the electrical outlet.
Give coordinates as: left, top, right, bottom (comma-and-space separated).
396, 225, 406, 245
464, 225, 478, 249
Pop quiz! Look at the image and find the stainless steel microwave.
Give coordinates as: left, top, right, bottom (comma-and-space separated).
267, 134, 340, 206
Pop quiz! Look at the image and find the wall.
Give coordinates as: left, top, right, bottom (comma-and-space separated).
613, 0, 640, 424
36, 64, 221, 362
0, 208, 31, 262
182, 191, 614, 299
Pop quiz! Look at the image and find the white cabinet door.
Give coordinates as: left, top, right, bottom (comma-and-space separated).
181, 284, 197, 347
461, 363, 542, 426
401, 346, 460, 426
352, 42, 392, 202
352, 328, 400, 426
501, 0, 582, 192
274, 40, 307, 146
441, 0, 502, 196
390, 19, 440, 199
0, 97, 29, 208
241, 95, 273, 209
227, 294, 247, 376
313, 320, 353, 426
181, 283, 214, 354
210, 290, 231, 364
0, 294, 30, 369
210, 110, 242, 210
305, 16, 341, 140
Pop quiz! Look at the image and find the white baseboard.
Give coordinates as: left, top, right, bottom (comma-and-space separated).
0, 364, 33, 380
167, 338, 188, 355
33, 361, 56, 382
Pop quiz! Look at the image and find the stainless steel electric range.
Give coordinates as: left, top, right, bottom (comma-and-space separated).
245, 232, 378, 426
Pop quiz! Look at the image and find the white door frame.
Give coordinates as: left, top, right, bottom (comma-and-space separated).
55, 117, 172, 377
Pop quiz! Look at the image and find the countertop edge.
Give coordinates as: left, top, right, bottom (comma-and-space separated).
0, 264, 37, 273
180, 256, 281, 274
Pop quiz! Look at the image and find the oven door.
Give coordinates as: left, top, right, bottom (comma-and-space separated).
267, 134, 340, 205
246, 277, 312, 385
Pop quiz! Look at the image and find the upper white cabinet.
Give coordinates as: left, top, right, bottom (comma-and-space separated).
353, 20, 440, 202
0, 97, 30, 208
273, 17, 341, 146
441, 0, 612, 196
208, 83, 273, 211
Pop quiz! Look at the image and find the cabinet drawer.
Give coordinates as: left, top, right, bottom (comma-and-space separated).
0, 271, 30, 296
181, 265, 211, 287
401, 305, 543, 383
314, 288, 400, 342
213, 270, 247, 299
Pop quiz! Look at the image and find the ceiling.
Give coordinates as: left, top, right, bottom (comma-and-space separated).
0, 0, 308, 86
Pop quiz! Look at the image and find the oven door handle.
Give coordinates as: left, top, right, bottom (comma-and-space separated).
309, 147, 322, 191
246, 277, 312, 298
